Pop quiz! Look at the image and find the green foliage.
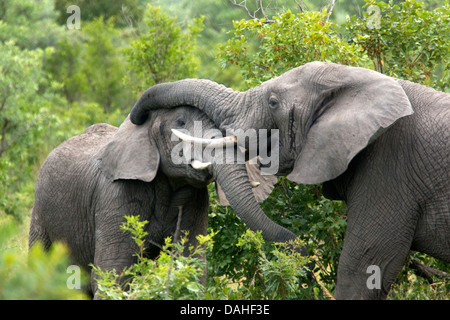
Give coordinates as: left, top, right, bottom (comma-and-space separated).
81, 18, 129, 113
207, 186, 256, 282
389, 252, 450, 299
0, 220, 88, 299
0, 0, 64, 50
155, 0, 246, 88
120, 215, 149, 260
94, 214, 314, 300
0, 38, 122, 221
53, 0, 142, 27
44, 33, 86, 104
45, 17, 134, 113
236, 230, 311, 300
207, 184, 344, 299
218, 8, 371, 88
345, 0, 450, 91
92, 215, 210, 300
261, 179, 347, 292
122, 4, 204, 93
0, 41, 62, 220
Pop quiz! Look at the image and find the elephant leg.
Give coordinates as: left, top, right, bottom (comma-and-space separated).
334, 203, 417, 299
412, 195, 450, 263
28, 218, 52, 251
169, 187, 210, 285
91, 213, 140, 299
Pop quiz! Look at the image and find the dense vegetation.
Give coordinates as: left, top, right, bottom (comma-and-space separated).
0, 0, 448, 299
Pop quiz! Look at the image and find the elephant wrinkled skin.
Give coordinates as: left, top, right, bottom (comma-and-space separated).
29, 106, 298, 298
130, 61, 450, 299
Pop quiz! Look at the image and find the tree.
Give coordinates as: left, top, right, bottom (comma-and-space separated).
45, 17, 135, 113
122, 4, 204, 94
53, 0, 142, 27
81, 17, 131, 113
0, 41, 59, 220
0, 1, 127, 222
43, 32, 86, 104
345, 0, 450, 91
0, 0, 64, 50
218, 8, 370, 88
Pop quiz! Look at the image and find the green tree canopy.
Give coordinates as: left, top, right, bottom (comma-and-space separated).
122, 4, 204, 93
53, 0, 142, 27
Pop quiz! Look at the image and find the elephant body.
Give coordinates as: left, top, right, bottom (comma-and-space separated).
30, 107, 297, 298
129, 62, 449, 299
29, 122, 209, 297
324, 79, 449, 298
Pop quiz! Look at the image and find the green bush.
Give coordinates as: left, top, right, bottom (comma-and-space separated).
92, 215, 210, 300
0, 220, 88, 299
93, 215, 313, 300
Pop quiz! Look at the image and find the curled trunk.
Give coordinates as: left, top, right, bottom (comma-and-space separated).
207, 150, 298, 244
131, 80, 237, 126
130, 79, 270, 134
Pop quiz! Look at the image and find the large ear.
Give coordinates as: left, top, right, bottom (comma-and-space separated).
97, 116, 159, 182
216, 156, 278, 206
287, 63, 413, 185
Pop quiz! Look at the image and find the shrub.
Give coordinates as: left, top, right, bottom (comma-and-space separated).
92, 215, 210, 300
0, 220, 88, 299
93, 214, 314, 300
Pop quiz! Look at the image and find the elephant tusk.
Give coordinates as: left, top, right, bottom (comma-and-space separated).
171, 129, 237, 148
191, 159, 211, 170
250, 181, 260, 188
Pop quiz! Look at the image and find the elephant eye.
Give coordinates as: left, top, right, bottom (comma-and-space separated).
268, 95, 279, 109
176, 119, 186, 127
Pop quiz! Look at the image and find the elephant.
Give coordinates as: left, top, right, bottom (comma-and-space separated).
29, 106, 299, 299
129, 61, 450, 299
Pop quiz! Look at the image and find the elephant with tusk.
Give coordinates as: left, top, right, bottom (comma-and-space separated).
129, 61, 450, 299
29, 106, 296, 299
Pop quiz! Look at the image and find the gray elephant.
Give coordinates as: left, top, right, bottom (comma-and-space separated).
29, 106, 298, 298
129, 61, 450, 299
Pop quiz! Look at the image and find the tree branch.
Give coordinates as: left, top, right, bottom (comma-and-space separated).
165, 206, 183, 300
293, 0, 305, 12
0, 119, 9, 158
231, 0, 256, 19
259, 0, 267, 19
173, 205, 183, 244
325, 0, 336, 23
230, 0, 277, 23
409, 259, 450, 284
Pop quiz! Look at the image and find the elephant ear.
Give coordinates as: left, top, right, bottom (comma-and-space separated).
216, 156, 278, 205
97, 116, 160, 182
287, 63, 413, 185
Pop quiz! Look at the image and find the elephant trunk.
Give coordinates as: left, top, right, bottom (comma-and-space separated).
130, 79, 271, 134
209, 154, 298, 244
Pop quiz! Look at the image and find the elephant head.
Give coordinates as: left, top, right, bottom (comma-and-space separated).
98, 106, 297, 244
130, 62, 413, 184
